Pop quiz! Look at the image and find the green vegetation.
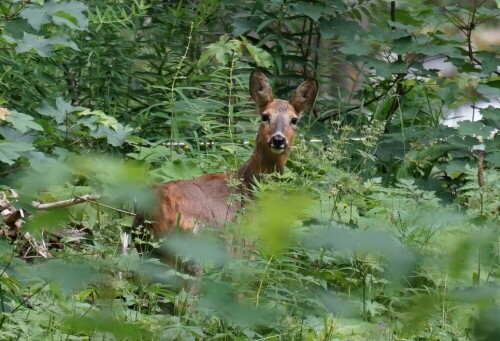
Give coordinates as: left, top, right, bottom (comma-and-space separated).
0, 0, 499, 339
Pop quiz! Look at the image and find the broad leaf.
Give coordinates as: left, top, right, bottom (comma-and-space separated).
15, 33, 53, 57
20, 0, 88, 31
37, 97, 83, 124
340, 40, 372, 56
457, 120, 496, 138
197, 35, 240, 68
241, 36, 273, 68
0, 140, 35, 165
15, 33, 79, 57
92, 123, 134, 147
48, 35, 80, 51
5, 110, 43, 133
292, 2, 327, 22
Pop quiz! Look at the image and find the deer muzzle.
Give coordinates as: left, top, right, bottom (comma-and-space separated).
268, 134, 288, 154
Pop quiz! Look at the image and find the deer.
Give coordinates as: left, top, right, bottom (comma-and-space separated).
132, 70, 318, 261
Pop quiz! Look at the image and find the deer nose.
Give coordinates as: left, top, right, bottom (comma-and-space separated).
269, 134, 288, 152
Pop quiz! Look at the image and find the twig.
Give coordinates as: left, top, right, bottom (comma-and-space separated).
32, 194, 135, 216
169, 21, 195, 156
32, 194, 102, 210
318, 73, 406, 122
89, 200, 136, 216
21, 232, 52, 259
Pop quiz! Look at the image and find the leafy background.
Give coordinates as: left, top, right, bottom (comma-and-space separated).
0, 0, 499, 339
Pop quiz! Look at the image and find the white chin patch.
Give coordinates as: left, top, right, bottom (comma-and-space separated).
270, 147, 286, 154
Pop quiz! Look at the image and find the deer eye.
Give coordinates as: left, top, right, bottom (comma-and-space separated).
291, 117, 298, 125
261, 114, 270, 123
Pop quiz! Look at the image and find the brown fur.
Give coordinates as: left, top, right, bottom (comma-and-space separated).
133, 71, 318, 240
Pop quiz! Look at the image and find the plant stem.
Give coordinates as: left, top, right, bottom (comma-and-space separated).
169, 21, 195, 156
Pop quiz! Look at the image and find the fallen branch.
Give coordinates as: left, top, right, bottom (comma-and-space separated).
32, 194, 102, 210
32, 194, 136, 216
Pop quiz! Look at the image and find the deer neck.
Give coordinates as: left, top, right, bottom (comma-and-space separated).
236, 144, 289, 190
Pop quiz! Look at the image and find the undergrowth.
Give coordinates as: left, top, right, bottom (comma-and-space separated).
0, 0, 499, 340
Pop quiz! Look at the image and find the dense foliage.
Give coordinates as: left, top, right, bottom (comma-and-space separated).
0, 0, 499, 339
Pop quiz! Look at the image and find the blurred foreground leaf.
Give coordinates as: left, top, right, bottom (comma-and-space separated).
301, 223, 415, 279
243, 191, 313, 255
16, 259, 99, 294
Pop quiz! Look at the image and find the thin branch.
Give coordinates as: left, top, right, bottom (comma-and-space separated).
318, 73, 405, 122
475, 12, 500, 26
89, 200, 136, 216
32, 194, 102, 210
32, 194, 135, 216
21, 232, 52, 259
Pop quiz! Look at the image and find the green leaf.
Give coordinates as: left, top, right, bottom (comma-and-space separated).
19, 7, 51, 31
480, 106, 500, 130
240, 36, 273, 68
292, 2, 327, 22
20, 0, 88, 31
17, 259, 98, 292
244, 191, 313, 255
26, 151, 71, 174
64, 312, 152, 339
318, 18, 336, 39
15, 33, 52, 57
477, 51, 500, 74
197, 35, 240, 68
37, 97, 82, 124
486, 150, 500, 167
5, 110, 43, 133
387, 20, 418, 33
420, 44, 463, 58
445, 160, 470, 179
362, 59, 407, 78
52, 11, 82, 30
0, 140, 35, 165
457, 120, 496, 138
82, 109, 134, 146
477, 84, 500, 99
333, 18, 365, 42
162, 234, 230, 266
156, 158, 204, 181
48, 35, 80, 51
232, 16, 261, 36
78, 109, 118, 129
302, 224, 415, 279
15, 33, 79, 57
126, 145, 171, 161
393, 36, 418, 55
3, 19, 37, 39
340, 40, 372, 56
92, 123, 134, 147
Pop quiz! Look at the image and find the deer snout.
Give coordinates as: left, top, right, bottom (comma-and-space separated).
268, 134, 288, 154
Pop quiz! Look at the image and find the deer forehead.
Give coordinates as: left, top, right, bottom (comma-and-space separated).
263, 99, 298, 117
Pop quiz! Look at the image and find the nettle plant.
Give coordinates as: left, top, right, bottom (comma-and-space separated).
0, 1, 138, 171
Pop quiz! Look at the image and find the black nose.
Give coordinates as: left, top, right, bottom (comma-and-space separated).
269, 134, 287, 149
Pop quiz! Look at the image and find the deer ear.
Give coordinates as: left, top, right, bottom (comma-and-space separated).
249, 70, 273, 112
289, 79, 318, 114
